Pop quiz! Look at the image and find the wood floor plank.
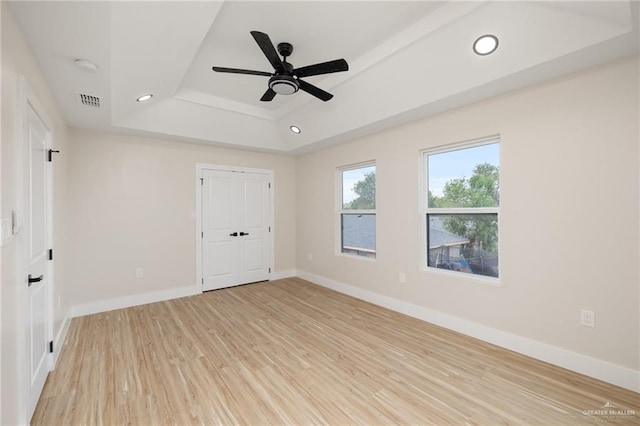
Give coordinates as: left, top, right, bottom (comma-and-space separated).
33, 278, 640, 425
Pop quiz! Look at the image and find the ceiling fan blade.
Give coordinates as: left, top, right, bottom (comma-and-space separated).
212, 66, 272, 77
294, 59, 349, 78
260, 88, 277, 102
298, 79, 333, 102
250, 31, 284, 72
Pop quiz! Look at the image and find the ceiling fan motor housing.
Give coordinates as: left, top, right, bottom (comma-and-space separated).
269, 75, 299, 95
277, 42, 293, 58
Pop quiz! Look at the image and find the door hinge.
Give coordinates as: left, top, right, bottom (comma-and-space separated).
49, 340, 53, 353
268, 182, 271, 189
268, 226, 271, 232
201, 231, 203, 238
47, 149, 60, 162
48, 249, 53, 260
201, 278, 204, 285
200, 177, 203, 185
268, 267, 271, 273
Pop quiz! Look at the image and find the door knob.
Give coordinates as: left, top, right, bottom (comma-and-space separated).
229, 232, 238, 237
28, 274, 44, 286
239, 232, 249, 236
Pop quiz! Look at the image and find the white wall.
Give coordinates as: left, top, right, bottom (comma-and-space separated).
296, 57, 639, 385
1, 4, 69, 424
66, 129, 296, 309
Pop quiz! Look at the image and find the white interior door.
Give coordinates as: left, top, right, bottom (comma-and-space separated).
202, 170, 271, 291
26, 104, 50, 418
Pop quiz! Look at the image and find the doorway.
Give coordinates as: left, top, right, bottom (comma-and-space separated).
196, 165, 273, 291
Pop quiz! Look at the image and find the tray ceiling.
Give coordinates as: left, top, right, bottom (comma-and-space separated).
9, 1, 639, 154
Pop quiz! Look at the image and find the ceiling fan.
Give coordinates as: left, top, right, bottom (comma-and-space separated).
212, 31, 349, 102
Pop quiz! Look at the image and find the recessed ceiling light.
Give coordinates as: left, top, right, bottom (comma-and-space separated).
136, 94, 153, 102
473, 34, 499, 56
290, 125, 301, 134
73, 58, 99, 73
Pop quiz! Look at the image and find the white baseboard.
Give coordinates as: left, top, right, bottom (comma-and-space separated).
71, 285, 201, 318
271, 269, 297, 280
52, 315, 71, 368
297, 270, 640, 393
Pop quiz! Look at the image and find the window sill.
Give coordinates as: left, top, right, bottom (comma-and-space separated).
336, 252, 377, 262
421, 266, 501, 287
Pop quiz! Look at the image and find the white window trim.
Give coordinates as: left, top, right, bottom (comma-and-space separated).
336, 161, 377, 260
420, 137, 500, 284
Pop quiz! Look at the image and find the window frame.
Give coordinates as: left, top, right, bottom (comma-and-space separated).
336, 161, 377, 260
420, 137, 500, 284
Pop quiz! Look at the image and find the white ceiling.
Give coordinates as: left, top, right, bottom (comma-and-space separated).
9, 1, 639, 155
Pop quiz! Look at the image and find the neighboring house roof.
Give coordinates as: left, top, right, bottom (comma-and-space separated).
429, 229, 470, 249
342, 215, 470, 252
342, 214, 376, 251
428, 217, 469, 249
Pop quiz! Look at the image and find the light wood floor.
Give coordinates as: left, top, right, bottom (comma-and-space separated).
34, 278, 639, 425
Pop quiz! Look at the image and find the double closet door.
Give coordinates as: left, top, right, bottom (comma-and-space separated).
201, 169, 271, 291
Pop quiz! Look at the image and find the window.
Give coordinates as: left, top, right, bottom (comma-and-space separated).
423, 139, 499, 279
338, 163, 376, 258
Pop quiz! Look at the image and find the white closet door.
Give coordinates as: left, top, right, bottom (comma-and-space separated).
202, 170, 270, 291
26, 104, 51, 419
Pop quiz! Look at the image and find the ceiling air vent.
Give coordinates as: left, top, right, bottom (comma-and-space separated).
76, 93, 101, 108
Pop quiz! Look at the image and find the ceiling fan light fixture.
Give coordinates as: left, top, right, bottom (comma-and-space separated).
268, 75, 299, 95
289, 125, 301, 134
473, 34, 499, 56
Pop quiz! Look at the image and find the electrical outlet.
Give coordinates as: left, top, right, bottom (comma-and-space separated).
580, 309, 595, 328
135, 268, 144, 278
399, 272, 406, 283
